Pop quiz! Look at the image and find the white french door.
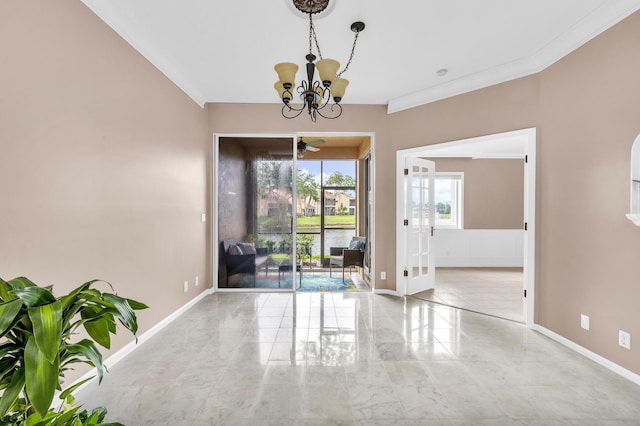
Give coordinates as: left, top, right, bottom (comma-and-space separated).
398, 157, 435, 295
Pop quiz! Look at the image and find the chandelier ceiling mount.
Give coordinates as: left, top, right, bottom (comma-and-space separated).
292, 0, 330, 15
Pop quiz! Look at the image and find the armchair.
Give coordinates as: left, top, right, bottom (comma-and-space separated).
329, 236, 366, 282
220, 239, 268, 287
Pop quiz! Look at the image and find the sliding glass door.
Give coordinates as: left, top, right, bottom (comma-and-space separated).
217, 137, 295, 289
216, 137, 364, 290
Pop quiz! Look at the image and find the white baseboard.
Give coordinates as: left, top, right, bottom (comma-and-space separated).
70, 288, 215, 395
533, 324, 640, 386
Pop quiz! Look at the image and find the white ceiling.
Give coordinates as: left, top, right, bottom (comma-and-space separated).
80, 0, 640, 113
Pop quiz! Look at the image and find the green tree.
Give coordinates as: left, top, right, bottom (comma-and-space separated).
337, 203, 348, 215
436, 202, 451, 214
296, 170, 319, 216
325, 171, 355, 187
257, 160, 292, 196
256, 160, 293, 231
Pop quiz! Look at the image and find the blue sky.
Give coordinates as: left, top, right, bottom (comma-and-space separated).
298, 160, 356, 184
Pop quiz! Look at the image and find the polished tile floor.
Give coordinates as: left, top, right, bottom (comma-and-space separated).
417, 268, 524, 323
76, 292, 640, 425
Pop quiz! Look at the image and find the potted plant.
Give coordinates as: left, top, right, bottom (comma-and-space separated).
0, 276, 148, 425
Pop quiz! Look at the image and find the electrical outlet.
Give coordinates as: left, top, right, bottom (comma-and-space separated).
619, 330, 631, 350
183, 281, 189, 293
380, 271, 386, 280
195, 276, 199, 287
580, 314, 590, 331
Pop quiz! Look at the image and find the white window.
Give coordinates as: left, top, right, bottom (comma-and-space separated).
435, 172, 463, 229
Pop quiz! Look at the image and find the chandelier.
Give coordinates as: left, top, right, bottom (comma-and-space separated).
274, 0, 365, 122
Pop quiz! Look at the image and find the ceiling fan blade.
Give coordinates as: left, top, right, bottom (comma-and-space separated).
307, 139, 325, 146
306, 146, 320, 152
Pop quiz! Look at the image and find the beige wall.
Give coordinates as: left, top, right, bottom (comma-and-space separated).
0, 1, 209, 381
427, 158, 524, 229
536, 11, 640, 372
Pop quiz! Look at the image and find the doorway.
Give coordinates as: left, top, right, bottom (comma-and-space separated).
213, 133, 375, 292
396, 128, 536, 326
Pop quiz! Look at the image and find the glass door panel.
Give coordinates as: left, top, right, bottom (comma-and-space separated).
296, 161, 321, 272
217, 137, 294, 289
296, 159, 358, 272
321, 160, 357, 265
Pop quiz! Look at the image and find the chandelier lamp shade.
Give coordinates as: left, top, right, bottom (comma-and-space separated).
274, 0, 365, 122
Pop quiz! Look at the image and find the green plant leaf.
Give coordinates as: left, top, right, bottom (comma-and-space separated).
85, 408, 104, 424
24, 408, 64, 426
59, 376, 95, 401
0, 300, 23, 337
28, 301, 62, 364
101, 294, 138, 334
12, 286, 56, 308
106, 314, 116, 334
0, 278, 16, 303
25, 337, 59, 417
50, 406, 80, 424
126, 299, 149, 310
80, 306, 111, 349
0, 342, 20, 360
8, 276, 38, 289
0, 356, 20, 384
0, 365, 24, 417
0, 277, 145, 424
64, 340, 103, 383
59, 280, 101, 311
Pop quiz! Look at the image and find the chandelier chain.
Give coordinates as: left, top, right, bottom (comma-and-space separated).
308, 13, 323, 59
337, 31, 360, 78
276, 1, 365, 121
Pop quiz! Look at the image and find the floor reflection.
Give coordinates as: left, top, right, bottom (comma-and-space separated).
76, 292, 640, 424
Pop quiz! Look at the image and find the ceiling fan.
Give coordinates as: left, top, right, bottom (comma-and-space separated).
297, 137, 325, 158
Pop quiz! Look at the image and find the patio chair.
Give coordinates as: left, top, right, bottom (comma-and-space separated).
329, 236, 366, 282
